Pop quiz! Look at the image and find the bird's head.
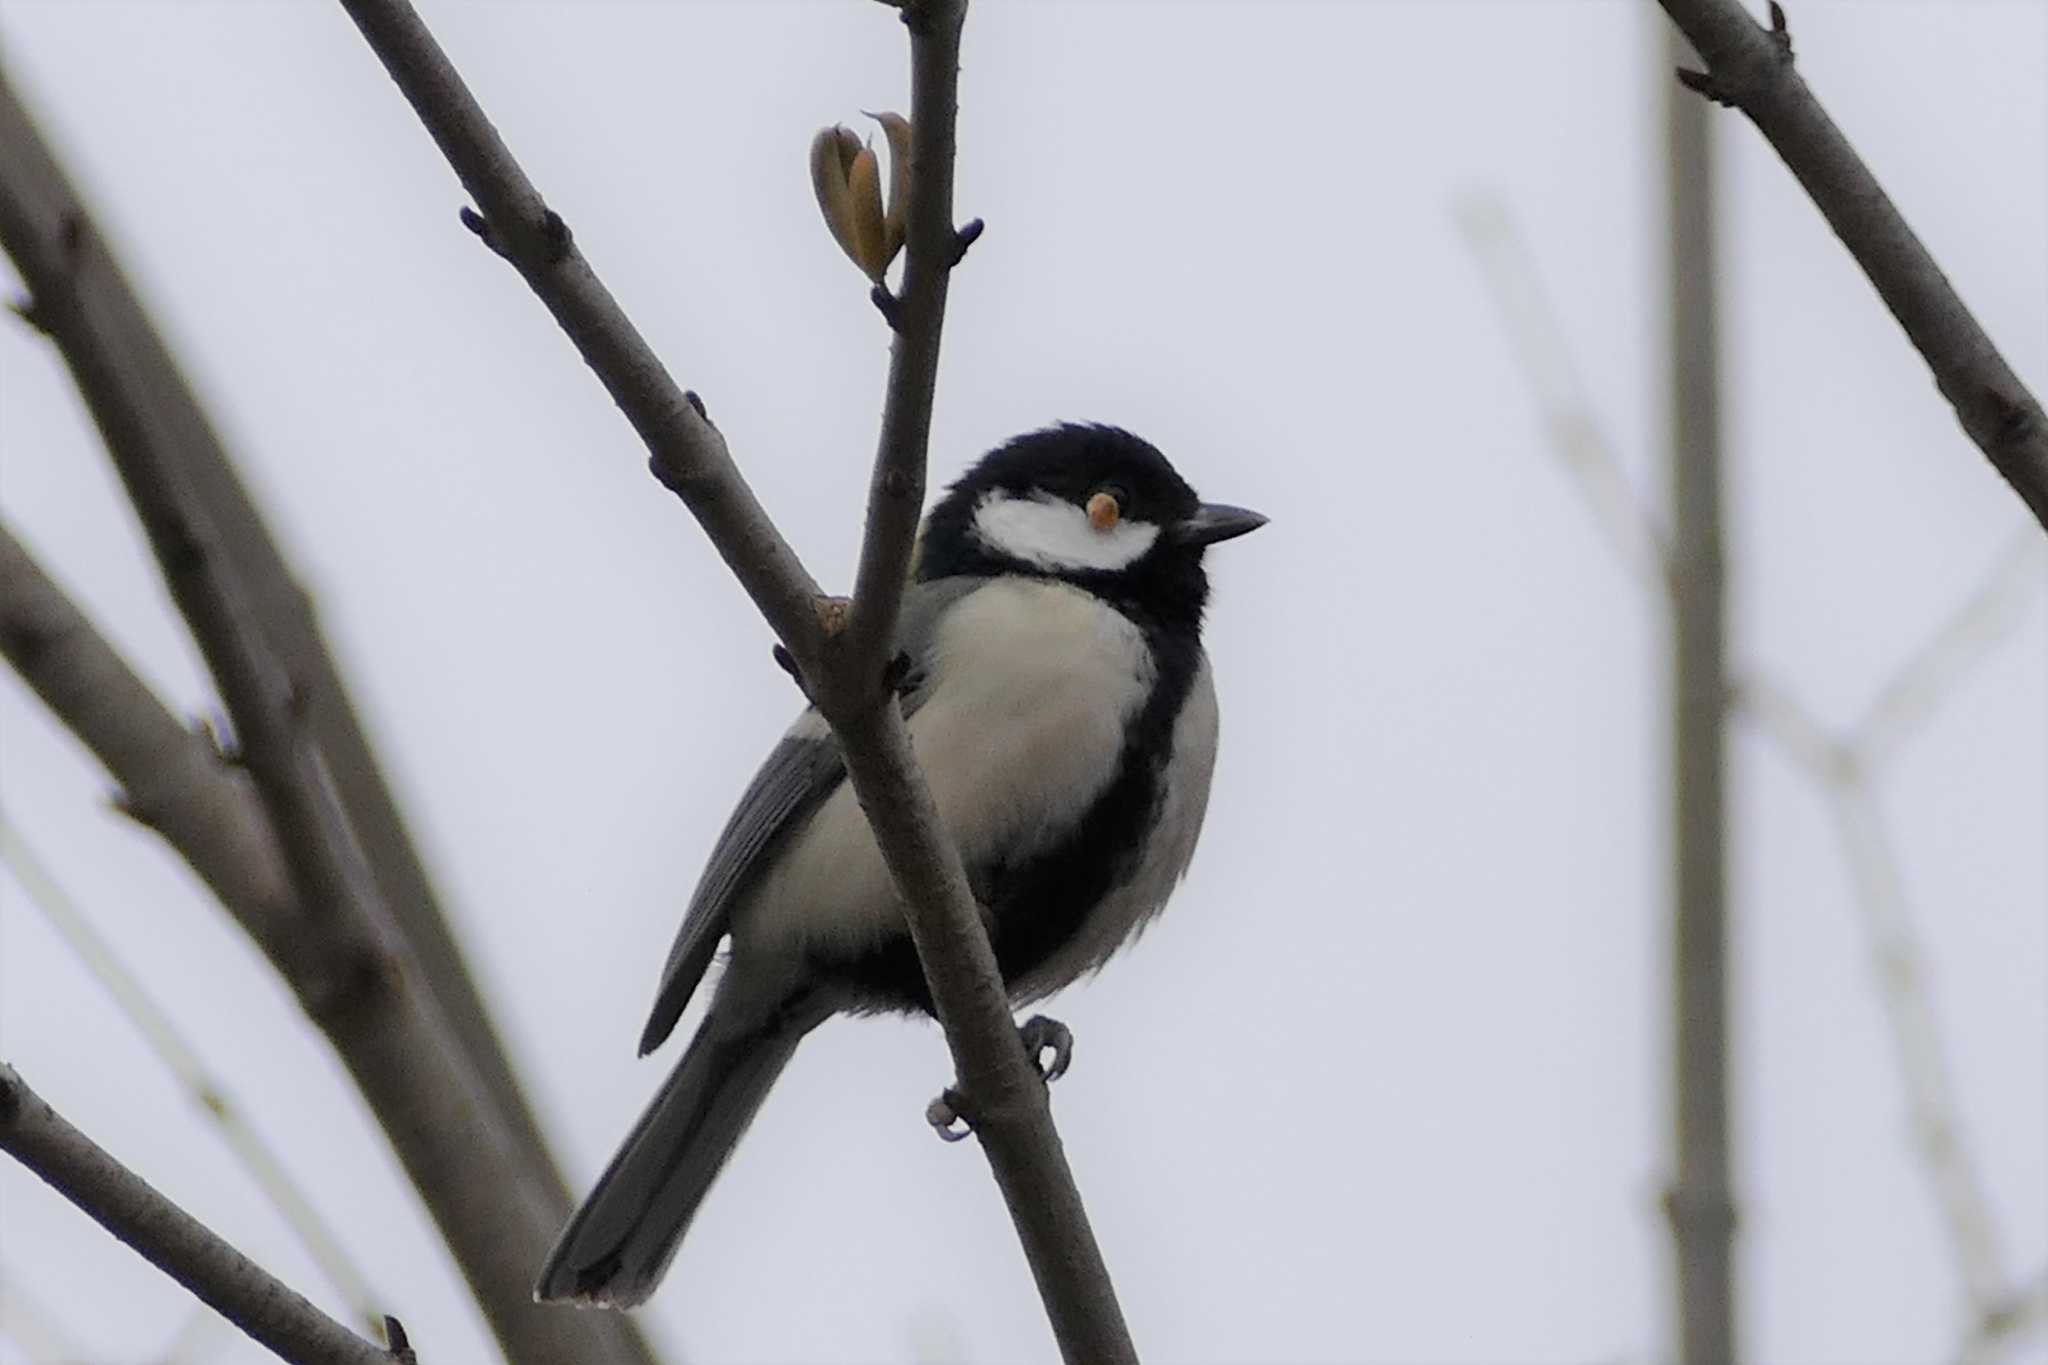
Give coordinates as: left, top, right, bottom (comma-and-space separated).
917, 424, 1265, 629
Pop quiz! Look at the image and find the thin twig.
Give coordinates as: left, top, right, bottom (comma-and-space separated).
0, 823, 382, 1333
1852, 534, 2048, 768
0, 61, 566, 1217
0, 1065, 402, 1365
1453, 194, 1672, 594
1657, 0, 2048, 530
332, 0, 826, 664
333, 1, 1140, 1358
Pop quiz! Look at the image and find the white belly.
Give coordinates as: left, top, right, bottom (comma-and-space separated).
732, 578, 1158, 961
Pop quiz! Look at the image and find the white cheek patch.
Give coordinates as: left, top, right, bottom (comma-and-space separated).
972, 491, 1160, 572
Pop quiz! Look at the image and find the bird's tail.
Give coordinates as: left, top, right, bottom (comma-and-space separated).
535, 1006, 810, 1307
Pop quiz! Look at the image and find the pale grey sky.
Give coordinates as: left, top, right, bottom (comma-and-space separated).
1, 4, 2042, 1364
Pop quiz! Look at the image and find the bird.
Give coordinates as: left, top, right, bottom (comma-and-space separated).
536, 422, 1265, 1307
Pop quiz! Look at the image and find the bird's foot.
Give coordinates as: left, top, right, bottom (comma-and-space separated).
925, 1088, 973, 1142
1019, 1014, 1073, 1083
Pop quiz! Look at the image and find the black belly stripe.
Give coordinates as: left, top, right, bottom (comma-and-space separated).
817, 607, 1202, 1015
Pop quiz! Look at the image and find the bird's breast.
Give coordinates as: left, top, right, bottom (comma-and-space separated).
732, 579, 1157, 960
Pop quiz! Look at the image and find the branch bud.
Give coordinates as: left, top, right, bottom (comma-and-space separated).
810, 114, 911, 283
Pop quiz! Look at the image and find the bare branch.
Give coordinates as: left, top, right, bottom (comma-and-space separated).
1660, 45, 1736, 1365
0, 523, 293, 921
0, 61, 568, 1220
1852, 534, 2048, 769
1829, 785, 2007, 1312
0, 1064, 402, 1365
0, 530, 651, 1363
1453, 195, 1673, 594
839, 0, 970, 685
0, 823, 380, 1332
1658, 0, 2048, 530
333, 1, 1140, 1357
331, 0, 827, 666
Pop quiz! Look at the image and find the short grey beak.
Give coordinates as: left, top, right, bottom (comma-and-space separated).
1177, 502, 1268, 547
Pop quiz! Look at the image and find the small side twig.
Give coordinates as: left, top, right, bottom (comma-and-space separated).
0, 1064, 404, 1365
1659, 0, 2048, 530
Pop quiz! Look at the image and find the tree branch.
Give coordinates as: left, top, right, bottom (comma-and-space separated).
1657, 0, 2048, 531
1, 820, 382, 1333
839, 4, 968, 682
0, 1064, 403, 1365
0, 532, 650, 1362
0, 522, 294, 924
332, 0, 827, 665
333, 1, 1140, 1358
1661, 36, 1737, 1365
0, 62, 572, 1224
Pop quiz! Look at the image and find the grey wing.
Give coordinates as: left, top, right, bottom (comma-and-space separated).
635, 577, 984, 1056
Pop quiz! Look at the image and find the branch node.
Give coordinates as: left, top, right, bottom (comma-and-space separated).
949, 217, 985, 266
770, 643, 814, 703
1767, 2, 1795, 61
9, 294, 49, 335
925, 1087, 973, 1142
457, 205, 502, 256
869, 282, 906, 331
682, 389, 708, 423
1675, 67, 1739, 109
539, 208, 573, 264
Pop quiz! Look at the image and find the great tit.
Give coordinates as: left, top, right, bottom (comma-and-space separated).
537, 423, 1265, 1307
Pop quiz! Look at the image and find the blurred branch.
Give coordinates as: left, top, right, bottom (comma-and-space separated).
1852, 534, 2047, 767
0, 523, 293, 921
1733, 535, 2046, 1326
0, 1064, 404, 1365
1662, 47, 1736, 1365
1454, 195, 1672, 595
0, 61, 568, 1227
1658, 0, 2048, 531
0, 822, 381, 1333
1469, 130, 2045, 1361
334, 0, 1138, 1358
0, 70, 658, 1365
1956, 1266, 2048, 1365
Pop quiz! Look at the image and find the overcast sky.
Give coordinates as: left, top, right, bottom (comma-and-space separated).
2, 3, 2043, 1364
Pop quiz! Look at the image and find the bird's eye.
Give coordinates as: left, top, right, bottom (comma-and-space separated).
1086, 489, 1123, 531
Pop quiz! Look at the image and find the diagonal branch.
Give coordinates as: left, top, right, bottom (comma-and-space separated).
334, 1, 1139, 1359
0, 821, 381, 1333
0, 1064, 405, 1365
1657, 0, 2048, 531
0, 522, 651, 1365
0, 61, 568, 1220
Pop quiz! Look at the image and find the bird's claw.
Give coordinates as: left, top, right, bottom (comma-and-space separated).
925, 1088, 972, 1142
1019, 1014, 1073, 1083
